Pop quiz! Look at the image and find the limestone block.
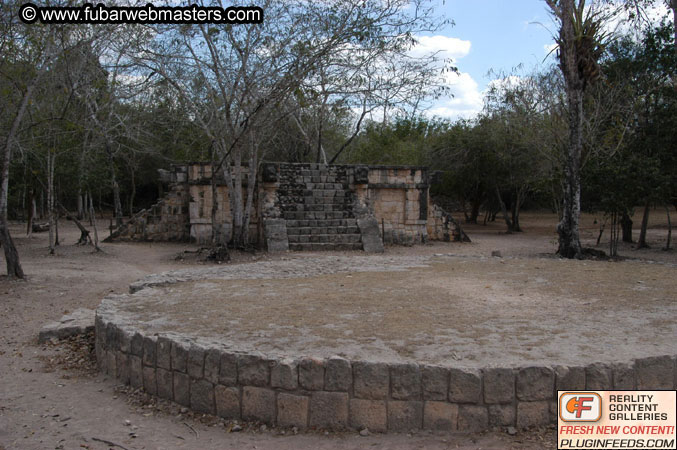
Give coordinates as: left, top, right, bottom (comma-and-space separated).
309, 392, 349, 430
130, 332, 144, 357
238, 354, 271, 387
390, 363, 422, 400
554, 365, 586, 391
423, 401, 458, 432
387, 401, 423, 432
187, 344, 205, 379
483, 368, 515, 404
142, 336, 157, 367
242, 387, 276, 423
271, 358, 298, 390
635, 356, 674, 389
171, 339, 189, 373
349, 399, 387, 433
143, 366, 157, 395
586, 363, 612, 390
129, 355, 143, 388
156, 368, 173, 400
219, 352, 238, 386
457, 405, 489, 432
422, 365, 449, 401
353, 361, 389, 400
204, 348, 221, 384
173, 372, 191, 407
215, 385, 240, 419
324, 356, 352, 392
116, 351, 130, 384
448, 368, 481, 403
277, 393, 309, 430
516, 367, 554, 401
190, 379, 215, 415
156, 337, 172, 370
38, 308, 95, 344
516, 401, 550, 429
612, 363, 636, 389
488, 404, 516, 427
299, 357, 324, 390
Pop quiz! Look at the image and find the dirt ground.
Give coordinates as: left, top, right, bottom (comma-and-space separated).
1, 210, 675, 449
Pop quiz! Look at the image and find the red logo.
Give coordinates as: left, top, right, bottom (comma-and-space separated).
559, 392, 602, 422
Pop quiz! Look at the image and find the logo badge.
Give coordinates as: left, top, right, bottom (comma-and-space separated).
559, 392, 602, 422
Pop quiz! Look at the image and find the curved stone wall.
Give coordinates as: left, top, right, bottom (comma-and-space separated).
96, 308, 676, 433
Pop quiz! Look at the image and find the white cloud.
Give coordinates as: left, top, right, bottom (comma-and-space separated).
543, 43, 558, 55
426, 71, 484, 121
408, 35, 471, 62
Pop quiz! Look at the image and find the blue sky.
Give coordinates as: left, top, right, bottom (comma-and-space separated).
420, 0, 559, 120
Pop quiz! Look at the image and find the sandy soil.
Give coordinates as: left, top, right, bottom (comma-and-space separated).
1, 209, 675, 449
120, 254, 676, 368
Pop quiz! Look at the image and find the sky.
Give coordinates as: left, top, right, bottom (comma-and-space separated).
418, 0, 559, 121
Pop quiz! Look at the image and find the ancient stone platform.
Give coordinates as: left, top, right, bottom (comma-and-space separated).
96, 254, 677, 433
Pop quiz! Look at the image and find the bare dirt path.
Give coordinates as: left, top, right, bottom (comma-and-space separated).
1, 210, 674, 449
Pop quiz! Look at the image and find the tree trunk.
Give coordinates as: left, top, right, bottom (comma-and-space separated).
27, 190, 35, 236
637, 202, 650, 249
48, 152, 56, 255
468, 198, 481, 224
555, 0, 584, 259
106, 142, 123, 227
620, 211, 633, 243
664, 205, 672, 251
495, 186, 514, 233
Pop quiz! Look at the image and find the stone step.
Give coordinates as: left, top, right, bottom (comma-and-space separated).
287, 234, 362, 244
285, 219, 357, 228
287, 226, 360, 236
278, 183, 346, 190
288, 242, 363, 252
283, 211, 354, 220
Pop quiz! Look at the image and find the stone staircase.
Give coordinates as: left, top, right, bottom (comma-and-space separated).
277, 164, 363, 251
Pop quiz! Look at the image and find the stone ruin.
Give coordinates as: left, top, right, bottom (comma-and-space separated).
106, 162, 467, 251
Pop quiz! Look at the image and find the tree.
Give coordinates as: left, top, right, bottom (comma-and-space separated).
546, 0, 613, 258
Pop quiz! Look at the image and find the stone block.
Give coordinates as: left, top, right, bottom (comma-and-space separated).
143, 366, 157, 395
118, 328, 131, 353
488, 404, 516, 427
391, 363, 422, 400
129, 355, 143, 388
219, 352, 238, 386
353, 361, 389, 400
142, 336, 157, 367
457, 405, 489, 432
324, 356, 352, 392
238, 354, 271, 387
448, 368, 481, 403
612, 363, 636, 389
586, 363, 612, 390
350, 399, 387, 433
116, 351, 129, 384
156, 337, 171, 370
190, 379, 215, 415
130, 332, 143, 356
277, 393, 309, 430
483, 368, 515, 404
387, 401, 423, 432
187, 344, 205, 379
309, 392, 349, 430
271, 358, 298, 390
299, 357, 325, 390
106, 350, 117, 377
173, 372, 191, 407
171, 339, 189, 373
635, 356, 674, 389
517, 401, 550, 429
242, 387, 276, 424
215, 385, 240, 419
423, 401, 458, 432
516, 367, 554, 401
156, 368, 173, 400
204, 348, 221, 384
422, 365, 448, 401
554, 366, 586, 391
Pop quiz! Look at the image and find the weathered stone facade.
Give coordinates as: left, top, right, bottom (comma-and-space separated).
107, 162, 461, 251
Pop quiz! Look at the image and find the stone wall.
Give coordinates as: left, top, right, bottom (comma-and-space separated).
108, 162, 462, 249
96, 310, 677, 433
